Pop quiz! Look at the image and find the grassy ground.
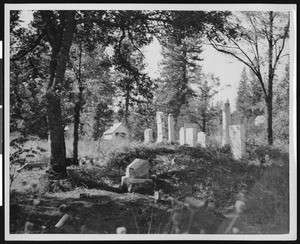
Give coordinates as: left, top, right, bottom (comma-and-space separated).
9, 137, 290, 235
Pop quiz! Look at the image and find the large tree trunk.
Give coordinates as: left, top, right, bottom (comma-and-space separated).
47, 92, 66, 173
266, 97, 273, 145
73, 86, 83, 163
73, 42, 83, 164
267, 11, 274, 145
46, 11, 76, 173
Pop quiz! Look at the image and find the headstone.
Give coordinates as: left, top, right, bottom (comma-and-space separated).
156, 112, 166, 143
179, 127, 185, 145
222, 100, 231, 146
197, 132, 206, 148
121, 158, 153, 194
126, 158, 150, 179
168, 114, 175, 143
229, 124, 245, 160
144, 129, 153, 143
186, 128, 197, 147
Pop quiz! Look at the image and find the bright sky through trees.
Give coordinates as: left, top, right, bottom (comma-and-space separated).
143, 38, 244, 111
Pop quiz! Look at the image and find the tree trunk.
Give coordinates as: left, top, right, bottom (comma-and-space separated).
267, 11, 274, 145
73, 42, 83, 164
124, 86, 130, 124
46, 11, 76, 173
202, 117, 206, 133
73, 86, 83, 163
266, 97, 273, 145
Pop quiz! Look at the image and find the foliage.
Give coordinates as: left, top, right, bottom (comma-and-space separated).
208, 11, 290, 145
10, 19, 50, 139
92, 101, 114, 140
154, 36, 201, 120
126, 102, 157, 141
178, 71, 221, 132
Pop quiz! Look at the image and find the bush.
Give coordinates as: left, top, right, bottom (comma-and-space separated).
105, 143, 175, 174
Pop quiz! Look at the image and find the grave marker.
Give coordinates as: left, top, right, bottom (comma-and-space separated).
144, 129, 153, 143
186, 128, 197, 147
121, 158, 153, 194
156, 112, 166, 143
179, 127, 185, 145
168, 114, 175, 143
222, 100, 231, 146
126, 158, 150, 179
229, 124, 245, 160
197, 132, 206, 148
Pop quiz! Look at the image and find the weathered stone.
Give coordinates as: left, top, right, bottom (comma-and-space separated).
197, 132, 206, 148
156, 112, 167, 143
144, 129, 153, 143
125, 158, 150, 179
229, 124, 245, 160
121, 177, 154, 194
179, 127, 185, 145
168, 114, 175, 143
186, 128, 197, 147
222, 100, 231, 146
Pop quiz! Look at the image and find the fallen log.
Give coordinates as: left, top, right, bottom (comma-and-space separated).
66, 167, 124, 193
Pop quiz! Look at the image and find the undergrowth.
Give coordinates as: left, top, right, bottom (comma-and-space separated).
9, 136, 290, 234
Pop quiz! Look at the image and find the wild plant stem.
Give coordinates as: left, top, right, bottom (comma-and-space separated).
186, 209, 195, 234
148, 205, 154, 234
224, 213, 239, 234
130, 209, 140, 234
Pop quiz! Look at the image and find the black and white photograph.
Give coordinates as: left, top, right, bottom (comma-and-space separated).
4, 3, 296, 241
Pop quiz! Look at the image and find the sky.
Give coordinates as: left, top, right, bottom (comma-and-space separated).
143, 38, 244, 111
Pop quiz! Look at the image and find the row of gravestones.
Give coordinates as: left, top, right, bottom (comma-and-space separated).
144, 100, 245, 160
144, 113, 206, 147
123, 101, 246, 195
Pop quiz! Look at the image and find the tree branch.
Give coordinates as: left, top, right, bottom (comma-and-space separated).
11, 30, 46, 62
208, 38, 268, 98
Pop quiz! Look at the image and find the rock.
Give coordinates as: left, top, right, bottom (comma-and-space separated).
121, 177, 154, 194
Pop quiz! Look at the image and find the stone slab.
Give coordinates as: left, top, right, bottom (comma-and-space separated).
125, 158, 150, 179
197, 132, 206, 148
156, 112, 166, 143
229, 124, 245, 160
179, 127, 185, 145
222, 101, 231, 146
186, 128, 197, 147
168, 114, 175, 143
121, 176, 154, 194
144, 129, 153, 143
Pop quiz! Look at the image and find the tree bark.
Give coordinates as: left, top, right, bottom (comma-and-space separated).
267, 11, 274, 145
73, 86, 83, 164
73, 42, 83, 164
124, 85, 130, 124
46, 11, 76, 173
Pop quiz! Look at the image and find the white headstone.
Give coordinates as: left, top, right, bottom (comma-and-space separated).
197, 132, 206, 148
186, 128, 197, 147
168, 114, 175, 143
144, 129, 153, 143
179, 127, 185, 145
229, 124, 245, 160
122, 159, 153, 194
126, 158, 150, 179
156, 112, 166, 143
222, 100, 231, 146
